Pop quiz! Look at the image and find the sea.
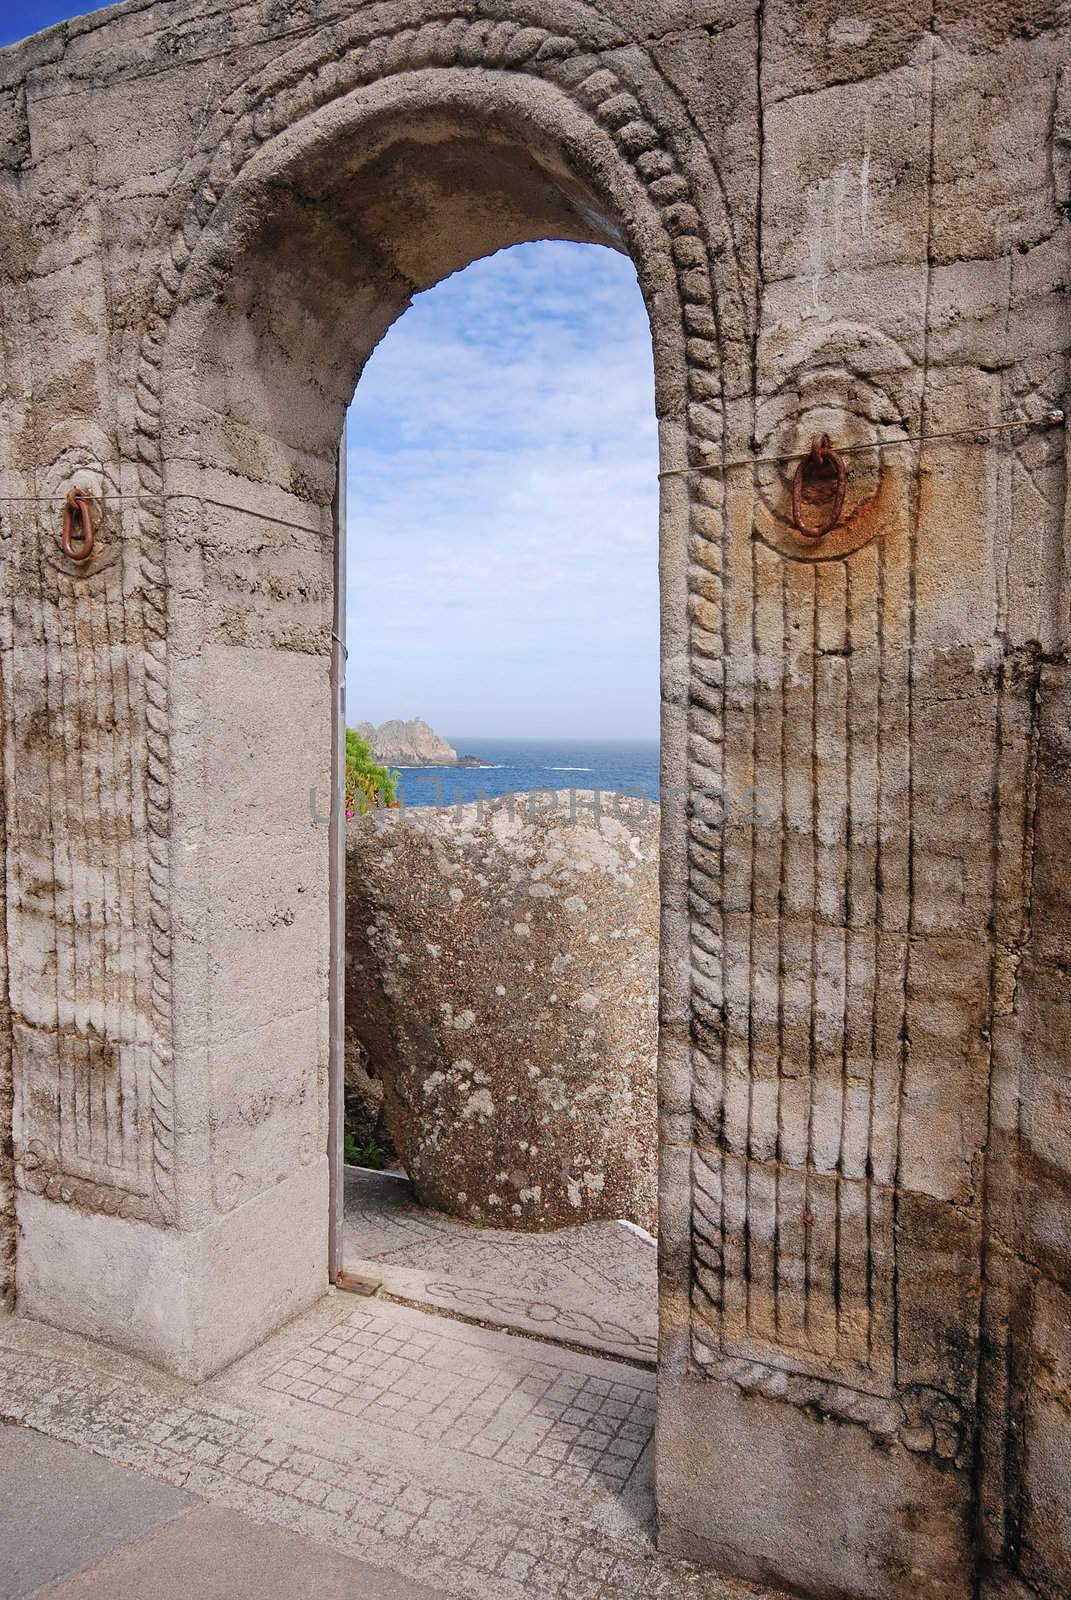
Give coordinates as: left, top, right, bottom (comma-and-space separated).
390, 737, 660, 811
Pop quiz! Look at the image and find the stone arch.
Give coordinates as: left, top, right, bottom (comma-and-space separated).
7, 9, 1068, 1599
116, 14, 744, 1366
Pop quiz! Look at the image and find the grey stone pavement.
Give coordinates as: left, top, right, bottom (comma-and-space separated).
343, 1167, 657, 1365
1, 1423, 447, 1599
0, 1293, 783, 1600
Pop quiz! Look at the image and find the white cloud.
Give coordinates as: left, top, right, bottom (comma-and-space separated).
344, 241, 659, 739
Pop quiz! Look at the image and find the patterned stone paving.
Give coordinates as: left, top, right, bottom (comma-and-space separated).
0, 1296, 781, 1600
259, 1301, 654, 1489
343, 1168, 657, 1364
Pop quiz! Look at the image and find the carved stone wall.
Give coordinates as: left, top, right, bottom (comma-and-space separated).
0, 567, 10, 1307
7, 454, 167, 1225
0, 3, 1068, 1599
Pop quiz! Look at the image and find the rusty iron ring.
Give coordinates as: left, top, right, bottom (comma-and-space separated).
61, 487, 96, 563
791, 433, 847, 540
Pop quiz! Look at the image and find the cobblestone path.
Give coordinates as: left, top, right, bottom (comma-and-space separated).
0, 1295, 779, 1600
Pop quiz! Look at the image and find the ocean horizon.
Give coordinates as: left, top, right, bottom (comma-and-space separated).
388, 736, 660, 809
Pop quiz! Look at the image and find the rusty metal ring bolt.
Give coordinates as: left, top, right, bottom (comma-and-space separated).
791, 433, 847, 540
61, 487, 96, 563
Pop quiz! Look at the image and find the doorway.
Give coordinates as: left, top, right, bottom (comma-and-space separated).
333, 239, 661, 1370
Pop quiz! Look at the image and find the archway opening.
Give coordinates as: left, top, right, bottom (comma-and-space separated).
339, 237, 661, 1368
158, 65, 691, 1397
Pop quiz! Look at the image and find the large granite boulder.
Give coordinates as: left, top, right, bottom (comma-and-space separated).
345, 794, 658, 1230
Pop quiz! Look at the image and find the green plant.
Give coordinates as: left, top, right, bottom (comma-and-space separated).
344, 1133, 389, 1169
345, 728, 399, 817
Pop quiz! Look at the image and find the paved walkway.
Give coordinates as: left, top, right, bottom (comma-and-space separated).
1, 1424, 448, 1599
0, 1295, 780, 1600
343, 1167, 657, 1365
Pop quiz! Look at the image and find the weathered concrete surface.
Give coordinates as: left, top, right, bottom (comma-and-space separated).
346, 797, 658, 1230
0, 3, 1068, 1598
14, 1164, 327, 1381
0, 784, 11, 1313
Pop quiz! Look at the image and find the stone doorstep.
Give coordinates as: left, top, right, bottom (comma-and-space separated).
0, 1298, 785, 1600
343, 1257, 658, 1368
336, 1268, 386, 1298
341, 1163, 658, 1369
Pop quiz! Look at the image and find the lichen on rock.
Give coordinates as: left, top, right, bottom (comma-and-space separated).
345, 793, 658, 1231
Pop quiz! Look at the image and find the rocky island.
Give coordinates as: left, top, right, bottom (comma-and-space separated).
356, 716, 490, 768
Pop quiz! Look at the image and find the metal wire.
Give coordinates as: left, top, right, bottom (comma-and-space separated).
657, 409, 1065, 480
0, 492, 329, 536
0, 410, 1063, 503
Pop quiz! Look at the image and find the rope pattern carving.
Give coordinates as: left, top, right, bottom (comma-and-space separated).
134, 323, 176, 1224
131, 14, 731, 1243
691, 1341, 965, 1465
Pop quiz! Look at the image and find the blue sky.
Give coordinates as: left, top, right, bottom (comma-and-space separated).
347, 244, 658, 739
0, 1, 81, 46
4, 5, 661, 742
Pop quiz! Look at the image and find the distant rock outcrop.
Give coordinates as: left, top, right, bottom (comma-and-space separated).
344, 794, 658, 1231
356, 717, 457, 766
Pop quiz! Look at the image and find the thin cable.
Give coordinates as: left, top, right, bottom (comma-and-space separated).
657, 408, 1065, 480
0, 491, 329, 536
0, 493, 145, 502
0, 411, 1063, 502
